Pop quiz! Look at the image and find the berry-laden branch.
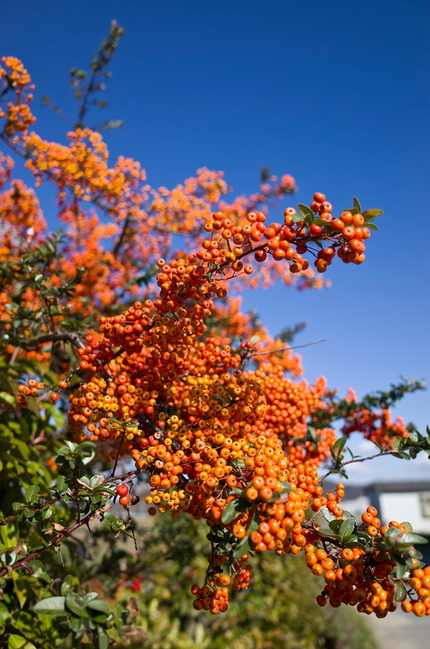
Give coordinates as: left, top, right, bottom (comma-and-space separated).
1, 52, 428, 640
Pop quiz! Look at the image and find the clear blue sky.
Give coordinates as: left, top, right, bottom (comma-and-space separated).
1, 0, 429, 481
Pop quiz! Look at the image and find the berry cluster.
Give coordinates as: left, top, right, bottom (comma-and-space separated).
16, 378, 67, 408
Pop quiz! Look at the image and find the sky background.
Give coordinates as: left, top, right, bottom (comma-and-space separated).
1, 0, 429, 482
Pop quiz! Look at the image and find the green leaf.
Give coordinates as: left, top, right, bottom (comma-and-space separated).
65, 593, 87, 618
55, 475, 67, 491
319, 528, 340, 539
70, 616, 84, 634
394, 581, 406, 602
320, 507, 336, 523
353, 197, 362, 213
98, 626, 109, 649
400, 532, 428, 545
0, 602, 12, 625
101, 512, 117, 530
0, 391, 15, 405
33, 596, 67, 616
329, 519, 343, 534
291, 213, 303, 223
383, 527, 403, 547
87, 599, 110, 616
332, 437, 347, 453
8, 634, 36, 649
339, 517, 356, 540
60, 575, 74, 597
25, 485, 40, 504
400, 522, 413, 533
297, 204, 314, 220
221, 499, 248, 525
364, 222, 379, 231
42, 506, 53, 520
233, 536, 252, 558
12, 572, 29, 608
280, 482, 292, 496
395, 560, 408, 579
0, 372, 17, 396
362, 209, 383, 220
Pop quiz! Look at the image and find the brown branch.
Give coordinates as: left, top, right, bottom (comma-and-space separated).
112, 215, 132, 257
17, 332, 86, 350
0, 496, 62, 526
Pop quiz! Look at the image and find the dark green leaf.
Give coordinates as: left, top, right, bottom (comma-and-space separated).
221, 499, 248, 525
395, 560, 408, 579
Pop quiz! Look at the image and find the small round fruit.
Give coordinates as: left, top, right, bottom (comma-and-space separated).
119, 495, 131, 506
116, 484, 130, 497
310, 224, 323, 236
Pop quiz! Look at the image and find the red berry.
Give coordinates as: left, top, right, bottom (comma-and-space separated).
116, 484, 129, 496
310, 224, 323, 236
313, 192, 326, 203
50, 392, 59, 403
119, 495, 131, 506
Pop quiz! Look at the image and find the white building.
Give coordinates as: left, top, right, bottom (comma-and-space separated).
325, 481, 430, 536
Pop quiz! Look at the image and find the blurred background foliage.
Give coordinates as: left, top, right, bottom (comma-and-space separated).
104, 514, 379, 649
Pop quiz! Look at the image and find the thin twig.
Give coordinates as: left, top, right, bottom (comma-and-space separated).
250, 339, 329, 357
319, 449, 397, 482
111, 428, 126, 478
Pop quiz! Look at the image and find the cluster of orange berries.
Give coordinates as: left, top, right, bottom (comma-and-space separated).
191, 553, 253, 614
305, 505, 430, 618
403, 566, 430, 616
307, 192, 372, 271
261, 366, 336, 466
199, 196, 375, 279
16, 378, 67, 407
191, 583, 229, 614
